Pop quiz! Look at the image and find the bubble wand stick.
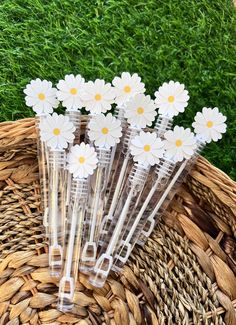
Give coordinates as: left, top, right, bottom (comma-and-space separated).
40, 113, 75, 277
80, 113, 122, 273
105, 72, 146, 194
24, 78, 59, 236
56, 74, 86, 206
58, 143, 98, 312
90, 131, 165, 287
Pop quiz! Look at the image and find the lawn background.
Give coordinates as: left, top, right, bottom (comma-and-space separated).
0, 0, 235, 179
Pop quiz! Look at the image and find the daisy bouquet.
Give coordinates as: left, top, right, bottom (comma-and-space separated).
58, 143, 98, 312
39, 113, 75, 277
80, 113, 122, 273
90, 131, 165, 288
24, 78, 59, 236
99, 93, 157, 248
139, 107, 227, 245
56, 74, 86, 206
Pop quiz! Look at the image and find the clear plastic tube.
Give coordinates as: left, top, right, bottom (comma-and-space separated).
154, 116, 173, 138
105, 106, 128, 207
98, 126, 140, 248
58, 178, 88, 312
138, 138, 206, 245
112, 158, 176, 271
48, 150, 67, 277
65, 110, 81, 206
89, 163, 149, 287
35, 116, 50, 236
79, 148, 111, 273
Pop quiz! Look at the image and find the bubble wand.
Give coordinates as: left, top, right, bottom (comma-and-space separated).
24, 78, 59, 236
39, 113, 75, 277
106, 72, 146, 189
99, 94, 157, 246
113, 126, 197, 270
80, 79, 116, 143
80, 113, 122, 273
154, 80, 190, 138
56, 74, 86, 206
140, 107, 227, 243
90, 131, 165, 287
58, 143, 98, 312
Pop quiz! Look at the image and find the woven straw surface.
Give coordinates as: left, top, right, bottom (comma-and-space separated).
0, 117, 235, 325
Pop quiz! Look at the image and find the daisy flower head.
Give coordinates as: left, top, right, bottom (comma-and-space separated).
24, 78, 59, 115
124, 94, 157, 128
164, 126, 197, 162
192, 107, 227, 143
80, 79, 115, 115
130, 131, 165, 168
112, 72, 146, 106
67, 143, 98, 179
39, 113, 75, 150
56, 74, 85, 111
88, 113, 122, 149
154, 81, 189, 118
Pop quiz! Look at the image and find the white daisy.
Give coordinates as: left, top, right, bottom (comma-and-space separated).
154, 81, 189, 118
80, 79, 115, 115
24, 78, 59, 115
124, 94, 157, 128
67, 143, 98, 179
130, 131, 165, 168
164, 126, 197, 162
88, 113, 122, 149
192, 107, 227, 143
112, 72, 146, 106
56, 74, 85, 110
39, 113, 75, 150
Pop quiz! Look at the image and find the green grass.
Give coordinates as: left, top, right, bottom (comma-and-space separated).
0, 0, 235, 178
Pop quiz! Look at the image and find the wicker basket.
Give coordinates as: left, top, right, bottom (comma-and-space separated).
0, 116, 235, 325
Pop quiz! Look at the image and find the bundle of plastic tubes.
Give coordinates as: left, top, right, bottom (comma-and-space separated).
23, 74, 227, 311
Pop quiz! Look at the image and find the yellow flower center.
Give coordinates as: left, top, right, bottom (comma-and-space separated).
78, 156, 85, 164
144, 144, 151, 152
38, 93, 45, 101
206, 121, 213, 128
101, 127, 109, 135
70, 88, 77, 95
168, 95, 175, 103
137, 107, 144, 115
53, 128, 61, 136
175, 139, 183, 147
95, 93, 102, 101
124, 85, 131, 93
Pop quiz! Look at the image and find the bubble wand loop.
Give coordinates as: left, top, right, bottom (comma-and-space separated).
99, 94, 158, 246
140, 107, 227, 242
39, 113, 75, 277
113, 126, 197, 269
90, 131, 165, 287
58, 143, 98, 312
80, 114, 122, 273
24, 78, 59, 236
